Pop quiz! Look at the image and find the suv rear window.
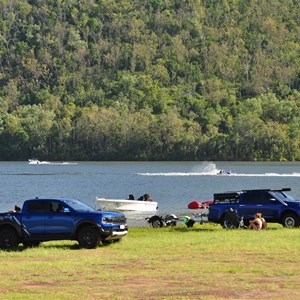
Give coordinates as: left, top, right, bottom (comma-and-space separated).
243, 192, 274, 204
214, 193, 239, 204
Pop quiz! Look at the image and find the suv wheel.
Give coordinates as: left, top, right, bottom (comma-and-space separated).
282, 214, 300, 228
78, 227, 100, 249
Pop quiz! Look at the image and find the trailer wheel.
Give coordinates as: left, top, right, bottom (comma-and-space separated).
164, 214, 178, 226
150, 216, 164, 228
0, 228, 19, 249
221, 216, 236, 229
78, 227, 100, 249
282, 213, 300, 228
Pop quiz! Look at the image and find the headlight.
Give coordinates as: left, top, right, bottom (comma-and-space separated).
102, 216, 113, 224
102, 215, 127, 224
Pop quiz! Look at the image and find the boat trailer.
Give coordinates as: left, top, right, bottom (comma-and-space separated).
146, 211, 209, 228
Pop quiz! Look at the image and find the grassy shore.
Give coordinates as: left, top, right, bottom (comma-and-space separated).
1, 223, 300, 299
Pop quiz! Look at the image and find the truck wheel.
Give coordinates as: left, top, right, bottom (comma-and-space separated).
282, 214, 300, 228
150, 216, 163, 228
0, 228, 19, 249
78, 227, 100, 249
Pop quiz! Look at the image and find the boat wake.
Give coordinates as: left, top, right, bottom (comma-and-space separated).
137, 162, 300, 177
28, 159, 77, 165
138, 172, 300, 177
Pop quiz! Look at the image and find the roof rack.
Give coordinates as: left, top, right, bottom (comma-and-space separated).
241, 188, 291, 192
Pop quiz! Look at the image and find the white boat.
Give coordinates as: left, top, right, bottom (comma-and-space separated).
96, 197, 158, 212
28, 159, 50, 164
28, 159, 77, 165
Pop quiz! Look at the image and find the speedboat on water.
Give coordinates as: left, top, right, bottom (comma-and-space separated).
28, 159, 77, 165
96, 195, 158, 212
28, 159, 50, 164
217, 169, 232, 175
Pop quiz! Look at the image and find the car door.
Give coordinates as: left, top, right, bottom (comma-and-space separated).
21, 201, 47, 236
43, 201, 74, 237
238, 192, 282, 221
238, 192, 261, 221
256, 192, 283, 221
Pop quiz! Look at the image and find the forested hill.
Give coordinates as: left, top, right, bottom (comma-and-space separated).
1, 0, 300, 161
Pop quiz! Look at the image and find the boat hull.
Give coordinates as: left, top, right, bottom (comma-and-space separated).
96, 198, 158, 211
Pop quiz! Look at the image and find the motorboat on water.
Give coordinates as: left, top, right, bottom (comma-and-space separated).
217, 169, 232, 175
96, 196, 158, 212
28, 159, 49, 164
28, 159, 77, 165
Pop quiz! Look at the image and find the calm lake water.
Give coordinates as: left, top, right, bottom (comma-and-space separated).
1, 161, 300, 226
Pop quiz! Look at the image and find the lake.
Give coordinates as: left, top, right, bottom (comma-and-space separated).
1, 161, 300, 226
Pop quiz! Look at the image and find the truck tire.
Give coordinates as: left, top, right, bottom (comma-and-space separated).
78, 227, 100, 249
0, 228, 19, 249
282, 213, 300, 228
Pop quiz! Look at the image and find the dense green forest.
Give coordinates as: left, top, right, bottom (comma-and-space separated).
1, 0, 300, 161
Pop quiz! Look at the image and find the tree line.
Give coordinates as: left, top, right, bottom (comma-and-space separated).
1, 0, 300, 161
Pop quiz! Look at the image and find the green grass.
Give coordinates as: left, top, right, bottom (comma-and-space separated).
1, 223, 300, 299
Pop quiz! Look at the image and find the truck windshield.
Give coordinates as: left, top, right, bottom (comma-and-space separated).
63, 199, 95, 212
270, 191, 298, 202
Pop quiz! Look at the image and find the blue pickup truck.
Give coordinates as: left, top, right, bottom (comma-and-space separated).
208, 188, 300, 228
0, 198, 128, 249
